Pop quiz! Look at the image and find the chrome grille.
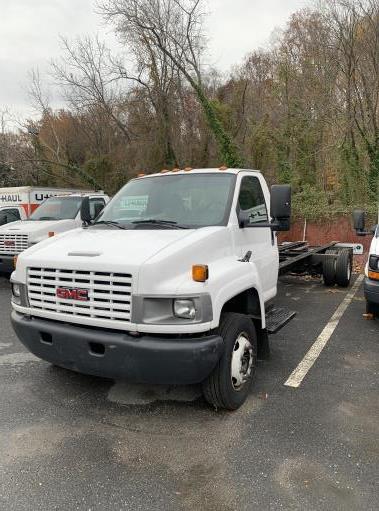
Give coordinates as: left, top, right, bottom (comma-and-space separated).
0, 233, 28, 254
27, 268, 132, 322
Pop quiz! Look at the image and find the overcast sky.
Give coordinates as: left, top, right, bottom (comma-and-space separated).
0, 0, 312, 123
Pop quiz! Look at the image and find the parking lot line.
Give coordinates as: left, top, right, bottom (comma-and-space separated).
284, 275, 364, 388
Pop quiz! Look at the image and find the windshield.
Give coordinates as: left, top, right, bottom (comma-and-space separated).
29, 196, 83, 221
96, 173, 235, 228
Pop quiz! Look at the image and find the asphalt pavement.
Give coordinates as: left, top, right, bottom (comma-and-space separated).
0, 274, 377, 511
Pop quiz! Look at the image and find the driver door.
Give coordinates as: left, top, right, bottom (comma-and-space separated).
235, 175, 278, 301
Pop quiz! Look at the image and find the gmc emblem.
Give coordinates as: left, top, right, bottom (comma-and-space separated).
56, 288, 89, 301
4, 240, 15, 247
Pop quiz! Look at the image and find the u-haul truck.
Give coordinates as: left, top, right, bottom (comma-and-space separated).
0, 187, 82, 226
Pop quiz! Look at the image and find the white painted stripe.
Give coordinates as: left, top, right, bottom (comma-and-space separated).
284, 275, 364, 388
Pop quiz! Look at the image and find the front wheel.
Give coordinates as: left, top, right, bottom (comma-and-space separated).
202, 313, 257, 410
366, 300, 379, 317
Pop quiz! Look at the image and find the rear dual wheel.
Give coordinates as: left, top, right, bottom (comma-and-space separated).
323, 248, 352, 288
323, 248, 338, 286
202, 313, 257, 410
335, 249, 352, 287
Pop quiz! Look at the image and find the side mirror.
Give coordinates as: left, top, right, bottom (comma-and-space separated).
271, 185, 291, 232
353, 209, 366, 234
80, 197, 92, 225
371, 224, 378, 235
94, 202, 105, 218
238, 210, 250, 228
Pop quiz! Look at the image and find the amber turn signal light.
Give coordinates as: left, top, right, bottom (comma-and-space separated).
368, 270, 379, 281
48, 232, 55, 238
192, 265, 209, 282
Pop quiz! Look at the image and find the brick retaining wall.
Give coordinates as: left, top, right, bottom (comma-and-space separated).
278, 216, 373, 269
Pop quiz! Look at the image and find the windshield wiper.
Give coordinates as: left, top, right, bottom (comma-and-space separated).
132, 219, 188, 229
92, 220, 127, 230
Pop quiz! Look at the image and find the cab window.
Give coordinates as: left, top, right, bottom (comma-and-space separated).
0, 208, 20, 225
238, 176, 268, 225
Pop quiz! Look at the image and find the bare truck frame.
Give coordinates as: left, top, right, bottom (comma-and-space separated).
278, 241, 359, 287
261, 241, 357, 337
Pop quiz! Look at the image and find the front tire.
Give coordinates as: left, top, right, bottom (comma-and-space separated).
366, 300, 379, 317
202, 313, 257, 410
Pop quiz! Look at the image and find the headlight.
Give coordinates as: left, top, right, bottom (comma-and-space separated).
173, 299, 196, 319
132, 295, 212, 324
11, 282, 22, 305
369, 255, 379, 271
12, 283, 21, 297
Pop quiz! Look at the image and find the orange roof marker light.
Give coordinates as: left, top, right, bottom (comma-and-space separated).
192, 264, 209, 283
13, 255, 18, 270
172, 168, 180, 173
161, 169, 170, 173
48, 232, 55, 238
219, 165, 228, 171
184, 167, 193, 172
137, 172, 146, 177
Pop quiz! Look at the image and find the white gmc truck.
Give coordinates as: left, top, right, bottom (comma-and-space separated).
0, 186, 85, 225
11, 168, 292, 410
0, 192, 109, 273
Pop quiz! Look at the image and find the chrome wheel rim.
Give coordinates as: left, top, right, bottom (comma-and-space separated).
231, 333, 254, 390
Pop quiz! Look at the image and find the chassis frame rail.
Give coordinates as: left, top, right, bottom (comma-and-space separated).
279, 241, 340, 276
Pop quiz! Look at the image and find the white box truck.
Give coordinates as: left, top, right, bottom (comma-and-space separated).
0, 191, 109, 272
10, 168, 293, 410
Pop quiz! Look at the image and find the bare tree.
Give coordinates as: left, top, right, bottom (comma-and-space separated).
27, 68, 64, 163
100, 0, 243, 167
321, 0, 379, 198
52, 36, 133, 143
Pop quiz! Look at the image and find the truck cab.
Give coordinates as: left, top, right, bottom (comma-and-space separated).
0, 206, 25, 226
353, 209, 379, 314
0, 193, 109, 273
10, 168, 291, 410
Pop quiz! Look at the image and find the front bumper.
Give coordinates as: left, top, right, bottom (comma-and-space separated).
11, 311, 224, 384
0, 255, 15, 273
364, 277, 379, 304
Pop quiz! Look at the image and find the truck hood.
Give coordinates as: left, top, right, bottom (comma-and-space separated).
0, 219, 75, 236
18, 227, 199, 270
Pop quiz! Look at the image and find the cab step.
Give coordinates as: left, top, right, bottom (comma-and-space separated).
265, 306, 296, 334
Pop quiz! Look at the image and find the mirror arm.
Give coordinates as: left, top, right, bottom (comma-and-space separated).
240, 219, 285, 230
355, 229, 371, 237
